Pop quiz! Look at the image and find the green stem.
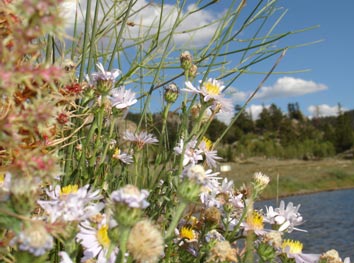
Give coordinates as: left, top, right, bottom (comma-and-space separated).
108, 0, 136, 70
63, 135, 75, 184
78, 0, 92, 82
133, 151, 140, 186
116, 227, 130, 263
45, 34, 53, 64
188, 103, 209, 139
161, 103, 171, 143
226, 200, 248, 241
244, 195, 255, 262
165, 202, 187, 240
90, 106, 105, 168
99, 114, 115, 166
86, 0, 100, 73
156, 102, 172, 164
79, 119, 96, 170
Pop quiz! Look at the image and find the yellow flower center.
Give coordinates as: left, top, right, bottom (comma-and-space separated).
247, 211, 264, 230
204, 81, 221, 96
60, 184, 78, 195
97, 225, 110, 248
113, 148, 121, 159
180, 226, 195, 240
114, 148, 120, 155
202, 137, 213, 151
0, 173, 4, 186
282, 239, 303, 254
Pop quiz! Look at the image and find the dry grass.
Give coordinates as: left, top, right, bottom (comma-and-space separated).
220, 158, 354, 199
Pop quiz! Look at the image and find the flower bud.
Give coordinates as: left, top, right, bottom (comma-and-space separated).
96, 79, 114, 95
62, 59, 76, 73
188, 64, 198, 80
180, 51, 193, 71
252, 172, 270, 194
10, 177, 39, 215
204, 206, 221, 225
164, 83, 179, 103
110, 185, 149, 227
257, 242, 277, 262
190, 104, 201, 119
178, 180, 201, 203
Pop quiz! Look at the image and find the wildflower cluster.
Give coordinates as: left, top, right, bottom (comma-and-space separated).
0, 1, 351, 263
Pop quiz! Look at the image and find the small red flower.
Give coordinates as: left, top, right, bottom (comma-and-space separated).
63, 83, 82, 95
57, 113, 69, 125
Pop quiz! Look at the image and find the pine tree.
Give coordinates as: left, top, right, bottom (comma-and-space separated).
335, 110, 354, 152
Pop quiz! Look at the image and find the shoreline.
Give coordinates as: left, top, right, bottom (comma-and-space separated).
222, 158, 354, 200
259, 185, 354, 201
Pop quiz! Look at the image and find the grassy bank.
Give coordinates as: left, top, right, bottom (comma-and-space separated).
221, 158, 354, 200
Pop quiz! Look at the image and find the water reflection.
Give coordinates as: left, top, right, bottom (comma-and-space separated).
256, 189, 354, 258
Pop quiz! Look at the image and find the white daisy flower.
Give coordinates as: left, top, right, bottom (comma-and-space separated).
200, 178, 241, 209
76, 215, 118, 263
38, 184, 104, 223
240, 211, 267, 236
112, 148, 133, 164
198, 137, 222, 168
88, 62, 121, 85
200, 190, 222, 208
110, 184, 149, 209
228, 193, 244, 209
219, 177, 234, 194
182, 165, 221, 191
264, 200, 305, 233
174, 138, 203, 167
183, 78, 225, 101
174, 225, 199, 245
183, 78, 233, 113
109, 86, 137, 110
281, 239, 320, 263
123, 130, 158, 149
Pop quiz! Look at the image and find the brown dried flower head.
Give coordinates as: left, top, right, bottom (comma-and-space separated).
127, 219, 164, 263
206, 240, 238, 263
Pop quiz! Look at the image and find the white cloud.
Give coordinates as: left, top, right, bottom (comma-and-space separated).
255, 76, 327, 100
62, 0, 223, 49
226, 87, 248, 102
172, 4, 223, 47
216, 104, 268, 124
216, 111, 233, 125
216, 76, 329, 124
216, 87, 248, 124
248, 104, 270, 120
308, 104, 346, 118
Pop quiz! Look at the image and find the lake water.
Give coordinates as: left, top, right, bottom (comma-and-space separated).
256, 189, 354, 258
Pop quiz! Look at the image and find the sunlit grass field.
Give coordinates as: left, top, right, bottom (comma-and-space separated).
222, 158, 354, 199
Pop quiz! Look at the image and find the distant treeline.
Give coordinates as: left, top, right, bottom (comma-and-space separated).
126, 103, 354, 161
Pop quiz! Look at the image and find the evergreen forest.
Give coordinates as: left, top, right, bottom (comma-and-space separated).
127, 103, 354, 161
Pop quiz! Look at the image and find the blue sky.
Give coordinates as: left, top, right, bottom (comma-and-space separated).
167, 0, 354, 121
217, 0, 354, 121
65, 0, 354, 122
